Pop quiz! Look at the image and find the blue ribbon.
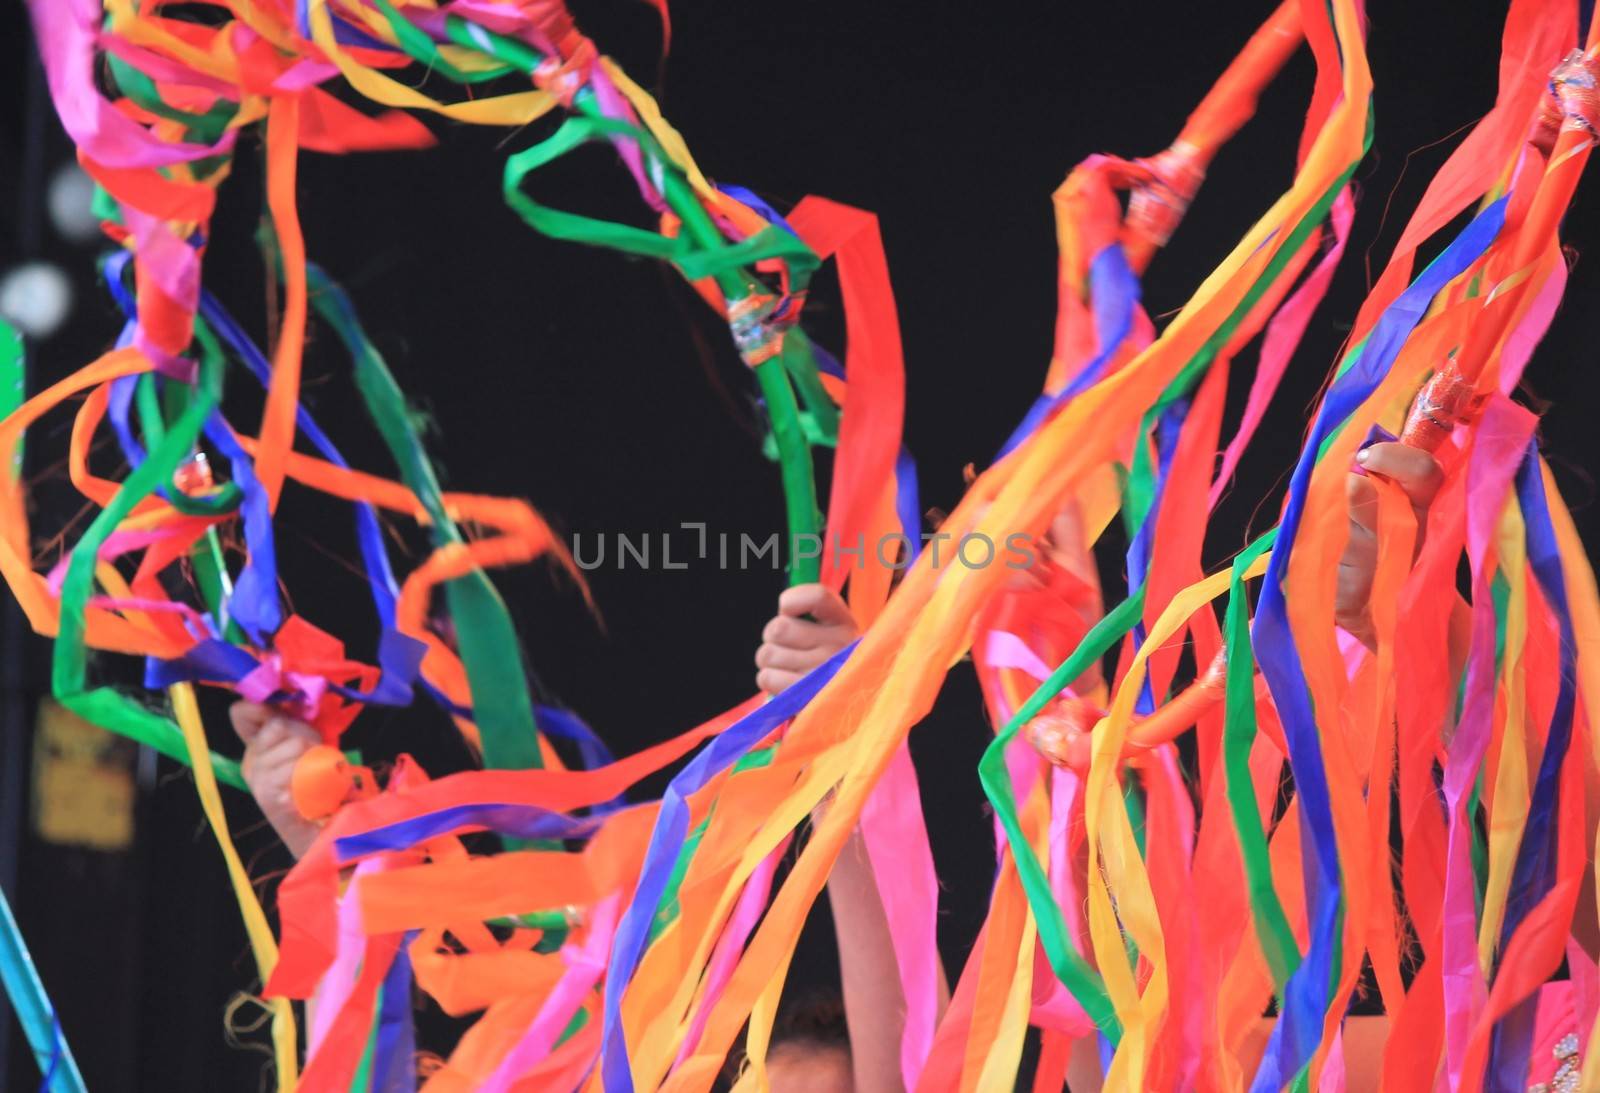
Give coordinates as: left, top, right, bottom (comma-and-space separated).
1248, 197, 1506, 1092
998, 243, 1139, 458
334, 801, 608, 863
295, 0, 396, 49
1124, 396, 1189, 716
102, 253, 431, 706
599, 641, 855, 1091
1484, 444, 1579, 1085
370, 935, 417, 1093
103, 253, 282, 641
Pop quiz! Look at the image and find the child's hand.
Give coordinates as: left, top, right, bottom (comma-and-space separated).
1336, 441, 1445, 649
230, 701, 323, 859
755, 584, 859, 696
1000, 499, 1106, 696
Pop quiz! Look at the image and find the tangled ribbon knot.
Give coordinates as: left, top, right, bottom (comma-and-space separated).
728, 291, 802, 367
1401, 362, 1485, 453
1534, 46, 1600, 153
1126, 140, 1207, 246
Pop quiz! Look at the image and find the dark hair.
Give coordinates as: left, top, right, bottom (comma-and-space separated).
771, 992, 850, 1053
718, 992, 851, 1088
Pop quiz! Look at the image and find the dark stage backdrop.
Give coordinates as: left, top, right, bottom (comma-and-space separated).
3, 1, 1599, 1089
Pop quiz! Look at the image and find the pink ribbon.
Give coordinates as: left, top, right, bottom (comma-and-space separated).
1439, 393, 1539, 1087
980, 630, 1096, 1038
97, 33, 237, 98
309, 857, 392, 1054
480, 893, 620, 1093
46, 526, 194, 594
274, 59, 341, 93
860, 742, 943, 1088
670, 835, 792, 1073
1030, 766, 1094, 1036
1211, 188, 1354, 508
1495, 258, 1566, 395
237, 654, 329, 722
27, 0, 235, 169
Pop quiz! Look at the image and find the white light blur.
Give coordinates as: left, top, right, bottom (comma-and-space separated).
0, 263, 74, 339
48, 164, 101, 244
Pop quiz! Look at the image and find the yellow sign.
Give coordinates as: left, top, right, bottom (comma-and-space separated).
31, 699, 135, 851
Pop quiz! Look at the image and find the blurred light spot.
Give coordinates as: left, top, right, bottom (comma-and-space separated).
48, 163, 101, 244
0, 263, 74, 339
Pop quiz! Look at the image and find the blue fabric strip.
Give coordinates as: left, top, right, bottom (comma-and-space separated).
196, 286, 403, 631
895, 446, 923, 564
197, 408, 282, 642
1484, 445, 1579, 1085
535, 704, 615, 772
121, 273, 430, 704
713, 184, 801, 239
599, 641, 856, 1092
1125, 397, 1189, 716
103, 252, 282, 642
334, 802, 607, 863
535, 704, 626, 814
370, 936, 417, 1093
1248, 197, 1506, 1092
296, 0, 396, 49
997, 243, 1138, 458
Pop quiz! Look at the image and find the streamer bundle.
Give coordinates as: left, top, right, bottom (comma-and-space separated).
6, 0, 1600, 1090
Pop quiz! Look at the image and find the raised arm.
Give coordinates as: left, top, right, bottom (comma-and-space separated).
756, 583, 950, 1092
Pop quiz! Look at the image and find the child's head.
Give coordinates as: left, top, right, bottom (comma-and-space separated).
726, 994, 853, 1092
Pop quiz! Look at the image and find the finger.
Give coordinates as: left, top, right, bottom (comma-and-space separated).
777, 583, 854, 627
253, 732, 321, 774
762, 615, 820, 649
756, 667, 803, 697
1335, 528, 1378, 625
245, 744, 319, 799
250, 716, 321, 756
1345, 472, 1380, 537
762, 614, 854, 651
230, 701, 273, 744
755, 642, 829, 674
1355, 443, 1444, 508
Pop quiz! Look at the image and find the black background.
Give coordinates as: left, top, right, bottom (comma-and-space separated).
3, 1, 1599, 1089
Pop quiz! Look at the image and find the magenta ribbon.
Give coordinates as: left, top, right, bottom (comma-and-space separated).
310, 857, 393, 1055
28, 0, 236, 168
1211, 188, 1354, 508
237, 652, 330, 723
1439, 393, 1539, 1086
480, 892, 620, 1093
860, 742, 943, 1088
670, 835, 792, 1074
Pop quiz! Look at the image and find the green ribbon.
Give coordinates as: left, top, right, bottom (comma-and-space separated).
977, 592, 1145, 1039
973, 116, 1367, 1043
306, 264, 546, 774
3, 319, 21, 472
445, 14, 828, 584
371, 0, 517, 84
1219, 529, 1299, 997
49, 319, 244, 788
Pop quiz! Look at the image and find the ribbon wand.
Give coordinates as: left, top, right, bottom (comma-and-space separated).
420, 10, 827, 585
